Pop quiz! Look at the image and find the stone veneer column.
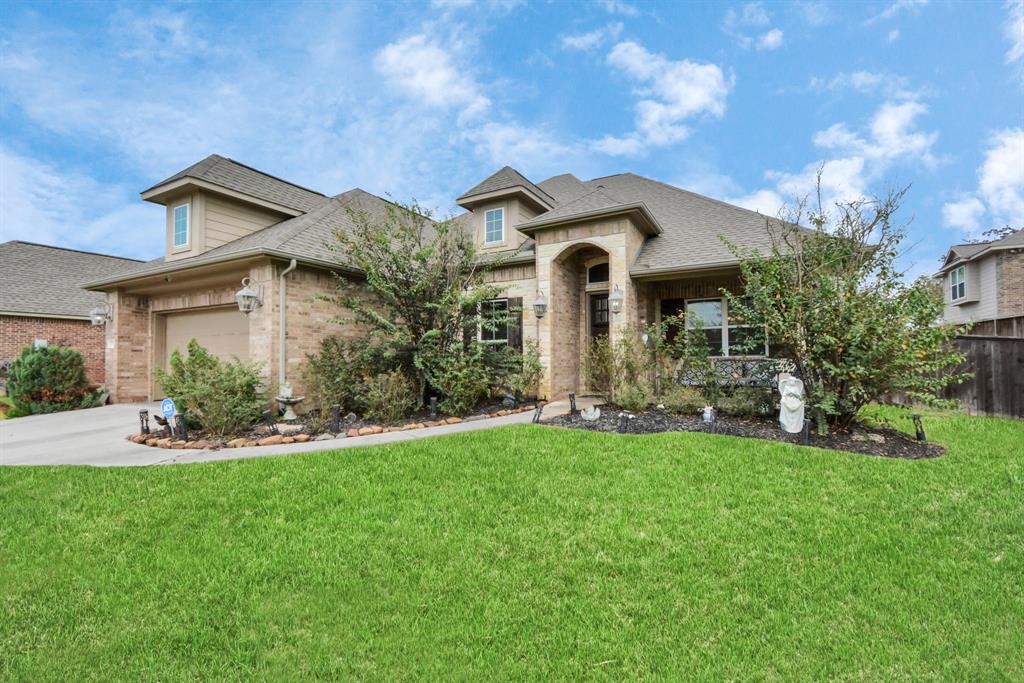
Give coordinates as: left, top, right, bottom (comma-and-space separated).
106, 290, 151, 403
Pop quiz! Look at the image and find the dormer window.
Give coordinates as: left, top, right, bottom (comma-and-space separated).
485, 208, 504, 244
173, 204, 190, 248
949, 265, 966, 301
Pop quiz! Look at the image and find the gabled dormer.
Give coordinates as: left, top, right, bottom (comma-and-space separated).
141, 155, 326, 262
457, 166, 555, 253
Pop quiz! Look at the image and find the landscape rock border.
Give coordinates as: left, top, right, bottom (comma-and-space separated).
126, 405, 537, 451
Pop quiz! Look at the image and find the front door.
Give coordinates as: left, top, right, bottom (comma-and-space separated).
590, 293, 609, 341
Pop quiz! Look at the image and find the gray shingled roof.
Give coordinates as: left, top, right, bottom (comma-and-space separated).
145, 154, 326, 213
939, 228, 1024, 272
537, 173, 593, 204
584, 174, 781, 273
85, 190, 408, 287
458, 166, 555, 206
0, 242, 143, 318
517, 186, 629, 229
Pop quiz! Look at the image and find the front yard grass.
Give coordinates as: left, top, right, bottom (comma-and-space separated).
2, 407, 1021, 680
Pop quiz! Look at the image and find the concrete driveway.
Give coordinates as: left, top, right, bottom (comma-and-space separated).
0, 399, 590, 467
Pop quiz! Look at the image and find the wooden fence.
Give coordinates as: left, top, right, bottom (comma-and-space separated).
941, 335, 1024, 418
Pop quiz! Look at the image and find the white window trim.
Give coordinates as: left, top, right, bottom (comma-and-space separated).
484, 207, 505, 244
684, 296, 769, 357
172, 203, 191, 249
949, 265, 966, 302
478, 298, 509, 344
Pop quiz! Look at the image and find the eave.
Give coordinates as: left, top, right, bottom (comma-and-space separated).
516, 202, 663, 237
456, 185, 555, 213
140, 177, 304, 217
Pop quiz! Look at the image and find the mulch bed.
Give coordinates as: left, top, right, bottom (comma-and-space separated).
545, 407, 944, 459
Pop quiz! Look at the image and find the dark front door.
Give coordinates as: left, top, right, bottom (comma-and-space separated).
590, 293, 609, 341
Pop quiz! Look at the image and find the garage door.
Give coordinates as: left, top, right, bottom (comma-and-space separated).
164, 307, 249, 368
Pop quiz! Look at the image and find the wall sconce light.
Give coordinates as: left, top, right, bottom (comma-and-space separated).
608, 284, 624, 315
533, 290, 548, 319
89, 302, 112, 326
235, 277, 263, 315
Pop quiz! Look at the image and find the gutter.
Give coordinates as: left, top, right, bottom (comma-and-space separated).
82, 247, 362, 290
516, 202, 664, 236
0, 310, 92, 321
629, 259, 742, 279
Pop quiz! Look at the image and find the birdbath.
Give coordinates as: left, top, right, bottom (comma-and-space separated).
275, 383, 305, 421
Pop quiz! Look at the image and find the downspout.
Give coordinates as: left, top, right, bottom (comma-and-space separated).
278, 259, 298, 388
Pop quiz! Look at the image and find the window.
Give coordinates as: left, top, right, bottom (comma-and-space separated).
173, 204, 190, 248
587, 262, 609, 285
484, 208, 504, 244
480, 299, 509, 344
949, 265, 966, 301
665, 297, 769, 357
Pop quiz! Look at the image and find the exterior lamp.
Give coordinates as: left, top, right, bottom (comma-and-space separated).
533, 291, 548, 319
235, 277, 263, 315
89, 302, 112, 326
608, 284, 624, 315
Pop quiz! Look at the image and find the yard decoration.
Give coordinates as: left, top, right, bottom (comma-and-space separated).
580, 405, 601, 421
777, 376, 806, 434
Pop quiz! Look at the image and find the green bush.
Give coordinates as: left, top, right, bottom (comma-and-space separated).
416, 341, 492, 415
718, 386, 775, 417
155, 339, 266, 437
362, 370, 420, 423
300, 337, 365, 429
6, 346, 101, 416
583, 331, 653, 406
659, 384, 705, 415
616, 383, 650, 413
503, 340, 544, 401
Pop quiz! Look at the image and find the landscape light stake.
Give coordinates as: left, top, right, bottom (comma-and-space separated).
912, 414, 926, 442
139, 409, 150, 435
532, 400, 542, 424
262, 410, 279, 435
618, 413, 629, 433
175, 415, 188, 442
801, 419, 811, 445
331, 404, 341, 434
569, 392, 577, 415
429, 397, 438, 419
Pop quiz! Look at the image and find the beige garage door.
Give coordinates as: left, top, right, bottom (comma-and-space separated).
164, 307, 249, 368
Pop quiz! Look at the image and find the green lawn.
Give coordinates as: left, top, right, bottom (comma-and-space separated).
2, 407, 1022, 680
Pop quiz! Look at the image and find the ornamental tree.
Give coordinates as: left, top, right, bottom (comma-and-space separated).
724, 179, 969, 432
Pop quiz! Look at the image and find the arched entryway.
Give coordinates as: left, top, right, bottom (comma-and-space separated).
548, 242, 612, 396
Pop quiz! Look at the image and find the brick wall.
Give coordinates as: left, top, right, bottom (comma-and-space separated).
0, 315, 106, 385
998, 251, 1024, 317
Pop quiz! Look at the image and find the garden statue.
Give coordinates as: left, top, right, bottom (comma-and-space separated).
275, 383, 305, 421
580, 405, 601, 421
777, 375, 805, 434
703, 405, 714, 424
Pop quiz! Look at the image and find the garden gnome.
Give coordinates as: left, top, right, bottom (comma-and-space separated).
777, 375, 805, 434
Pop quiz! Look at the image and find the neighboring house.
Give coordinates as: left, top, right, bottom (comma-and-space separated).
0, 241, 143, 385
85, 154, 789, 403
935, 229, 1024, 338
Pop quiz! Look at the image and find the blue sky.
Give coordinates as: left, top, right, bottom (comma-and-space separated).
1, 0, 1021, 278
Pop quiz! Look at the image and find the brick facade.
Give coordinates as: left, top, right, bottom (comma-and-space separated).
0, 315, 106, 386
997, 250, 1024, 318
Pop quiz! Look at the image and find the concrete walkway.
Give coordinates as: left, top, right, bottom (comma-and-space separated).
0, 398, 599, 467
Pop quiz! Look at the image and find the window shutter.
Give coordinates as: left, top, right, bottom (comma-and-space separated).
507, 297, 523, 352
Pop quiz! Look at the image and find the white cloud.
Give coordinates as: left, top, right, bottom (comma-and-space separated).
598, 0, 640, 17
0, 147, 163, 259
942, 197, 985, 232
979, 128, 1024, 223
941, 129, 1023, 237
598, 40, 732, 155
561, 23, 623, 51
756, 28, 784, 50
109, 7, 209, 62
867, 0, 929, 23
374, 34, 490, 120
1005, 0, 1024, 74
888, 28, 900, 42
807, 70, 923, 99
726, 189, 786, 215
794, 1, 830, 26
723, 2, 784, 50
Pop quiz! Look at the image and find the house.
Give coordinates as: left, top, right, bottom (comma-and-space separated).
0, 241, 143, 385
935, 229, 1024, 338
85, 155, 787, 403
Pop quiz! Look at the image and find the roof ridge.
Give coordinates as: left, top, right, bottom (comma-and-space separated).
3, 240, 145, 262
216, 156, 326, 198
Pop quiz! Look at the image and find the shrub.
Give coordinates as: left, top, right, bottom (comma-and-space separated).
506, 339, 544, 400
416, 341, 492, 415
584, 331, 654, 406
155, 339, 266, 437
6, 346, 100, 416
361, 370, 420, 423
301, 337, 366, 429
659, 384, 705, 415
718, 386, 775, 417
616, 383, 650, 413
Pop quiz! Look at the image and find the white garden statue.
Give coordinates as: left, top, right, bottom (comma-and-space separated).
777, 374, 805, 434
